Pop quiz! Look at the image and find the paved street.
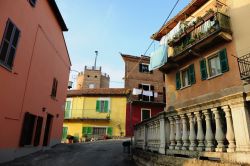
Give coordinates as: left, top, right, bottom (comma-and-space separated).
1, 139, 136, 166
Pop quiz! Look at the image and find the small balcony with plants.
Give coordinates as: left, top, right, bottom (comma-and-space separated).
160, 9, 232, 72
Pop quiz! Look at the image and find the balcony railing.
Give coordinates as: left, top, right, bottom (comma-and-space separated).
134, 105, 238, 156
64, 109, 111, 121
169, 12, 231, 60
237, 53, 250, 80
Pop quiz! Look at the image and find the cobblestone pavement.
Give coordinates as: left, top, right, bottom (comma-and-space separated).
1, 139, 136, 166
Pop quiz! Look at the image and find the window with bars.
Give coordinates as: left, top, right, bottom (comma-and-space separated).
0, 19, 20, 70
51, 78, 58, 98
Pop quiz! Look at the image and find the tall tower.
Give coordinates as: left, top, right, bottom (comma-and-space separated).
76, 66, 110, 89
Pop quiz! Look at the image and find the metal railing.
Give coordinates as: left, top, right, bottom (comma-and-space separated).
64, 109, 111, 120
238, 53, 250, 80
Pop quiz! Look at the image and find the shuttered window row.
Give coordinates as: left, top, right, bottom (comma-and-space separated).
176, 48, 229, 90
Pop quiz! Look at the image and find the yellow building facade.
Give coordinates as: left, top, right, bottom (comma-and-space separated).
62, 88, 129, 141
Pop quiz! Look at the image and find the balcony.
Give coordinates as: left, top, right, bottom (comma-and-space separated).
237, 53, 250, 80
64, 109, 111, 121
160, 12, 232, 73
134, 104, 249, 164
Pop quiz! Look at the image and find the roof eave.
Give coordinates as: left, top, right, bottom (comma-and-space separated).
48, 0, 68, 32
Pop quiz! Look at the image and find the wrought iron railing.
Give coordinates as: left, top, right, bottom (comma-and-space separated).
238, 53, 250, 80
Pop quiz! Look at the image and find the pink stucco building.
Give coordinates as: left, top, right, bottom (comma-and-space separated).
0, 0, 71, 162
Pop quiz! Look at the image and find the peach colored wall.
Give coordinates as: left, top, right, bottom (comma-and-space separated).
166, 41, 241, 107
0, 0, 70, 149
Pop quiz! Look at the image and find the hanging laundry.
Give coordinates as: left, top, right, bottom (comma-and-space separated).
149, 45, 168, 71
132, 88, 142, 95
143, 90, 153, 97
154, 92, 158, 98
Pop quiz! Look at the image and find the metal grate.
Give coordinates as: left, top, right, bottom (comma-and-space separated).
238, 53, 250, 80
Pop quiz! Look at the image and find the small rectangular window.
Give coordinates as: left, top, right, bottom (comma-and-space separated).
0, 19, 20, 70
96, 100, 109, 113
51, 78, 58, 98
139, 63, 150, 73
176, 64, 196, 90
208, 55, 221, 77
141, 109, 151, 121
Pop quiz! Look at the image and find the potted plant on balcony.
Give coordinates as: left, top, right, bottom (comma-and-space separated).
203, 9, 215, 21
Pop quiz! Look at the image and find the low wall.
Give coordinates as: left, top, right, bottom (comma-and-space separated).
133, 149, 249, 166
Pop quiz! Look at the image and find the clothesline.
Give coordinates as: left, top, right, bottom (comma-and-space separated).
132, 88, 158, 97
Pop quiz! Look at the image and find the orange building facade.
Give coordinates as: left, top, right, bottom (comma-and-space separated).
0, 0, 71, 163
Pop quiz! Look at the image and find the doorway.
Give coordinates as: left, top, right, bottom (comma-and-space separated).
43, 114, 53, 146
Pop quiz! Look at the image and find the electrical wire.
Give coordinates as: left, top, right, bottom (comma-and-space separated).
125, 0, 181, 79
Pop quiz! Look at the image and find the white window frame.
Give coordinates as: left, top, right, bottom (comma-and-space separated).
206, 53, 222, 78
179, 67, 191, 89
141, 108, 151, 121
88, 83, 95, 89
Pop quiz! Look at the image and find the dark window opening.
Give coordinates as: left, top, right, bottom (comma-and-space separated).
0, 19, 20, 69
141, 109, 151, 121
139, 63, 150, 73
51, 78, 58, 98
29, 0, 37, 7
138, 84, 154, 102
34, 116, 43, 146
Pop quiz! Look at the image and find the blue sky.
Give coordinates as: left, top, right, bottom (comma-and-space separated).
56, 0, 190, 88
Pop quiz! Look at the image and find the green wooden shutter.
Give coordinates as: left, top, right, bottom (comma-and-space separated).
62, 127, 68, 140
188, 64, 196, 85
87, 127, 93, 135
176, 72, 181, 90
219, 48, 229, 73
104, 100, 109, 113
107, 127, 113, 136
82, 127, 88, 135
96, 100, 100, 112
200, 59, 208, 80
64, 101, 71, 118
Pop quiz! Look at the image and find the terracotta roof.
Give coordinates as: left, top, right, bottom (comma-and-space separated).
121, 53, 150, 62
48, 0, 68, 31
67, 88, 131, 97
151, 0, 208, 41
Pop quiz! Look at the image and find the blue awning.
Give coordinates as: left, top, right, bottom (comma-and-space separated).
149, 45, 168, 71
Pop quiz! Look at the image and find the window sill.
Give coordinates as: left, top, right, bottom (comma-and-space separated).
207, 73, 223, 80
0, 62, 13, 73
180, 85, 191, 90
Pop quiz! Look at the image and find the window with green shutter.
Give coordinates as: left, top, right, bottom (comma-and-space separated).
200, 59, 208, 80
188, 64, 196, 85
107, 127, 113, 136
82, 127, 88, 135
64, 101, 71, 118
96, 100, 100, 112
176, 64, 196, 90
176, 72, 181, 90
219, 48, 229, 73
62, 127, 68, 140
96, 100, 109, 113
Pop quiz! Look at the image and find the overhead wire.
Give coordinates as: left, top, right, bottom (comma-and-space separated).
125, 0, 181, 79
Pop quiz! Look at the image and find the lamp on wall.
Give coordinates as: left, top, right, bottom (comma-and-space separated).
68, 81, 73, 89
